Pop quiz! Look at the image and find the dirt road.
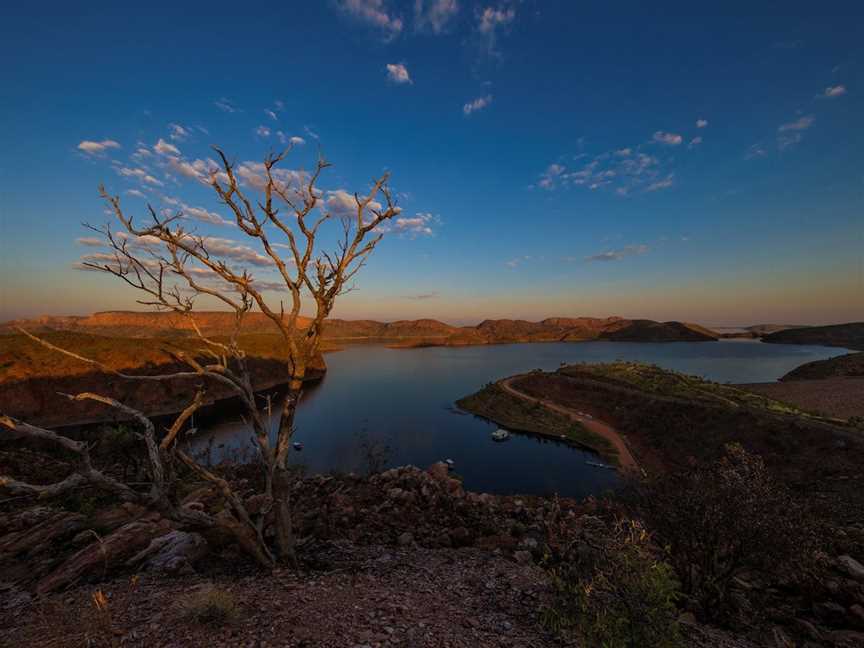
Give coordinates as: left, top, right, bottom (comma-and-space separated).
500, 375, 640, 472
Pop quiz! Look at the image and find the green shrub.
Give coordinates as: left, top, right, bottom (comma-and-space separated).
541, 516, 682, 647
631, 443, 819, 620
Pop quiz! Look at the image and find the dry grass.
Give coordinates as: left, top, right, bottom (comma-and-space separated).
176, 586, 239, 626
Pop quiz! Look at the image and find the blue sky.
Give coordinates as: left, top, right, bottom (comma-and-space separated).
1, 0, 862, 326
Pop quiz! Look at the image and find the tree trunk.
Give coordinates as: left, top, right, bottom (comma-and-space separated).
273, 375, 304, 565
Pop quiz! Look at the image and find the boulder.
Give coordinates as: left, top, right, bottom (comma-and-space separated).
837, 555, 864, 583
427, 462, 450, 482
397, 532, 413, 547
127, 530, 208, 575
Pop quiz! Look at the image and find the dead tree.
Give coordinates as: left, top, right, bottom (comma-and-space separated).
1, 147, 400, 566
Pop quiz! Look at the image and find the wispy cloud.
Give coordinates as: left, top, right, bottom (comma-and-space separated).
116, 166, 164, 187
393, 213, 437, 238
182, 204, 233, 227
276, 132, 306, 146
414, 0, 459, 34
476, 4, 515, 56
534, 141, 671, 195
214, 97, 240, 113
168, 123, 190, 141
336, 0, 403, 40
386, 63, 412, 84
696, 119, 708, 128
478, 5, 514, 34
822, 84, 847, 98
265, 109, 278, 121
777, 115, 814, 151
154, 138, 181, 156
463, 94, 493, 115
255, 125, 271, 138
645, 174, 674, 192
652, 131, 683, 146
585, 244, 649, 262
400, 291, 440, 300
745, 142, 768, 159
75, 237, 104, 247
778, 115, 814, 132
77, 139, 121, 155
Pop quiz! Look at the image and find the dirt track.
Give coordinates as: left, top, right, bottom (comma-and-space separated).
499, 376, 639, 472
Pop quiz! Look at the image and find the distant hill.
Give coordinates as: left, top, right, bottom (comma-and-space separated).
746, 323, 807, 336
780, 352, 864, 381
762, 322, 864, 351
1, 311, 717, 345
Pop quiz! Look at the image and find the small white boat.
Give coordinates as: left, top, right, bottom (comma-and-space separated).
491, 429, 511, 442
445, 458, 455, 469
292, 442, 304, 451
585, 460, 615, 470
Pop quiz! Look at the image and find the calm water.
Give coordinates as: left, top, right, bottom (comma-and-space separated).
193, 340, 848, 498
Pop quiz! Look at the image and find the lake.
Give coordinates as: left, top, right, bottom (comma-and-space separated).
192, 340, 849, 499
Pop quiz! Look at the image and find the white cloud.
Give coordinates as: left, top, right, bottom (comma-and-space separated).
76, 237, 104, 247
745, 143, 768, 159
414, 0, 459, 34
386, 63, 412, 84
77, 139, 121, 155
645, 175, 674, 192
777, 115, 814, 151
615, 148, 632, 157
394, 212, 436, 237
652, 131, 683, 146
696, 119, 708, 128
199, 236, 273, 266
778, 115, 814, 132
182, 204, 233, 227
689, 136, 703, 148
476, 4, 515, 56
116, 166, 164, 187
823, 85, 847, 98
463, 94, 493, 115
265, 109, 278, 121
324, 189, 381, 218
585, 244, 649, 262
337, 0, 403, 40
214, 97, 239, 113
255, 125, 271, 138
777, 132, 803, 151
154, 138, 181, 156
166, 156, 220, 184
478, 6, 514, 34
537, 163, 565, 190
169, 123, 190, 141
125, 189, 146, 198
275, 132, 306, 146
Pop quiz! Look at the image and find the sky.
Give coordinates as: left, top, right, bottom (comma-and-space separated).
1, 0, 862, 327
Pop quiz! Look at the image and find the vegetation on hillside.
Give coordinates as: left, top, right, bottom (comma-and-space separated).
455, 382, 618, 462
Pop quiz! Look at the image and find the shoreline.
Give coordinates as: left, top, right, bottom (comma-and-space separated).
498, 375, 639, 472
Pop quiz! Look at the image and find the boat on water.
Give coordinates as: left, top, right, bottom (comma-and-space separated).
292, 442, 304, 451
491, 429, 511, 442
585, 460, 615, 470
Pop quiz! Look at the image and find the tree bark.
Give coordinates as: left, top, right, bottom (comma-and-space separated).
273, 374, 304, 564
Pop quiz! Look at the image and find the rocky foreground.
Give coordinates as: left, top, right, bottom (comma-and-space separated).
3, 459, 864, 647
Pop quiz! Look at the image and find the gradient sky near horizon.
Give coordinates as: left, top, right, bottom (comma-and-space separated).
1, 1, 862, 327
